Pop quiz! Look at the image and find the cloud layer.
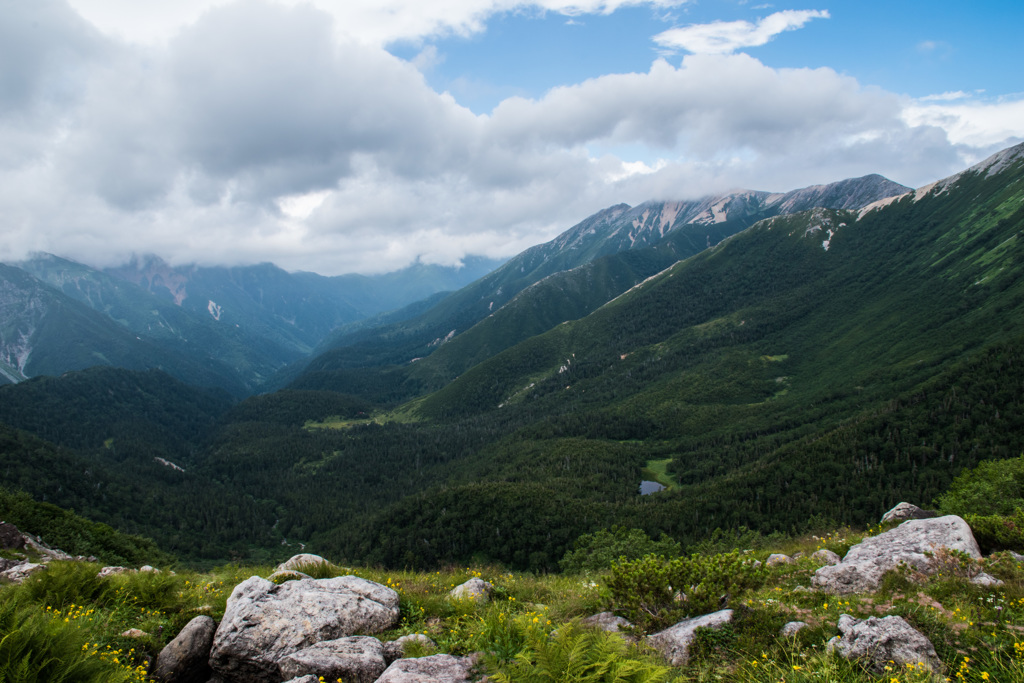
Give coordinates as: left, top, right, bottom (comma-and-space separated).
1, 0, 1021, 275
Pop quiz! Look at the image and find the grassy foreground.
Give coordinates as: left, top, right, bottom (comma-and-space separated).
2, 526, 1024, 682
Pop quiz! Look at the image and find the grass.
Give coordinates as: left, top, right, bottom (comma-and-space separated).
642, 458, 678, 490
2, 528, 1023, 682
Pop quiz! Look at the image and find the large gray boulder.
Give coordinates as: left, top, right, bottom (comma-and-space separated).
812, 515, 980, 594
208, 575, 399, 683
647, 609, 733, 666
277, 636, 386, 683
152, 616, 216, 683
375, 654, 476, 683
449, 578, 493, 603
881, 502, 938, 524
828, 614, 942, 674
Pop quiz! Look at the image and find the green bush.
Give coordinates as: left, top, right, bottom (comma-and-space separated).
936, 455, 1024, 517
606, 552, 768, 632
560, 527, 681, 573
964, 510, 1024, 552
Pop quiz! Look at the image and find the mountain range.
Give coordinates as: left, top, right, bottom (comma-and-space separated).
1, 146, 1022, 570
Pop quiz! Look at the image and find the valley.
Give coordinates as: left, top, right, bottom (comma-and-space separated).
0, 146, 1021, 572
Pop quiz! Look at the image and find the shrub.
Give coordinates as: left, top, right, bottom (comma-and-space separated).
936, 455, 1024, 517
560, 527, 681, 573
964, 510, 1024, 552
606, 552, 768, 632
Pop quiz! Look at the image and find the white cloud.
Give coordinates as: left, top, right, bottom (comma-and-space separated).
653, 9, 829, 54
67, 0, 692, 46
1, 0, 1022, 276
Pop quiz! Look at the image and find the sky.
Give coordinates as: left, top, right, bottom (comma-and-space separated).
1, 1, 1022, 275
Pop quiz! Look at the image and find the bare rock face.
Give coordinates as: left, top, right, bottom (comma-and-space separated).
277, 636, 386, 683
208, 575, 400, 683
881, 503, 938, 525
275, 554, 329, 573
449, 578, 493, 603
812, 516, 981, 594
647, 609, 733, 666
828, 614, 942, 674
152, 615, 216, 683
375, 654, 476, 683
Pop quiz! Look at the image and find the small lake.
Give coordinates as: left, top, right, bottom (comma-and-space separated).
639, 480, 666, 495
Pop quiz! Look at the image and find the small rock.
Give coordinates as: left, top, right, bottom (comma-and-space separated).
267, 569, 312, 583
828, 614, 942, 674
280, 678, 318, 683
277, 636, 386, 683
140, 565, 160, 573
811, 549, 841, 566
375, 654, 476, 683
97, 566, 134, 579
648, 609, 733, 666
780, 621, 808, 637
580, 612, 634, 633
0, 562, 46, 583
766, 554, 792, 567
881, 502, 938, 525
970, 572, 1005, 587
275, 554, 329, 573
152, 615, 216, 683
383, 634, 436, 664
449, 578, 493, 603
121, 629, 150, 638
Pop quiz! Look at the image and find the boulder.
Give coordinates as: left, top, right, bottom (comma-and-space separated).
811, 549, 841, 566
970, 572, 1004, 587
152, 615, 216, 683
97, 566, 134, 579
375, 654, 476, 683
881, 502, 938, 525
0, 522, 25, 549
275, 554, 329, 573
812, 515, 980, 594
780, 621, 808, 637
277, 636, 386, 683
580, 612, 634, 634
449, 578, 493, 603
383, 634, 436, 664
766, 554, 792, 567
828, 614, 942, 674
0, 562, 46, 583
647, 609, 733, 667
208, 575, 400, 683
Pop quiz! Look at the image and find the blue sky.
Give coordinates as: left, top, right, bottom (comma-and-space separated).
1, 0, 1022, 275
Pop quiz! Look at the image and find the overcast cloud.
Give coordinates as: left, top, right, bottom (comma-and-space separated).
1, 0, 1021, 275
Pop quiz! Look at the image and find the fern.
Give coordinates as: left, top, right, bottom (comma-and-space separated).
489, 619, 670, 683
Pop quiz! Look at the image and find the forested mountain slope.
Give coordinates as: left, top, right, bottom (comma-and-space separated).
292, 175, 908, 399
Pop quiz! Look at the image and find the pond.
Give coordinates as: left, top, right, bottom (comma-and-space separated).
639, 480, 665, 495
